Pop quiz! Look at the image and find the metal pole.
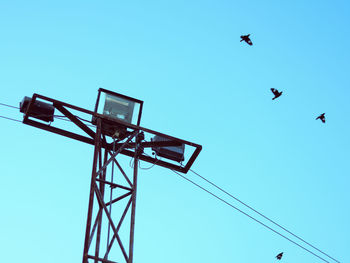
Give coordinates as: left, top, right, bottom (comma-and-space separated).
83, 118, 102, 263
95, 147, 108, 262
128, 132, 140, 263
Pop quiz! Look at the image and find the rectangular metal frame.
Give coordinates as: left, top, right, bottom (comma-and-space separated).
22, 93, 202, 173
94, 88, 144, 127
21, 91, 202, 263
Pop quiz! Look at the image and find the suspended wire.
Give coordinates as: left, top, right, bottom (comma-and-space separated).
188, 168, 340, 263
1, 101, 339, 262
0, 102, 95, 127
76, 115, 93, 124
0, 115, 22, 123
54, 115, 95, 128
0, 103, 21, 122
170, 169, 333, 263
53, 116, 71, 122
123, 139, 164, 170
139, 151, 162, 170
0, 112, 95, 128
139, 158, 158, 170
0, 102, 19, 109
129, 155, 137, 168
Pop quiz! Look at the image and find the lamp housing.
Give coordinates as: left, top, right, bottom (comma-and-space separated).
20, 96, 55, 122
152, 135, 185, 162
93, 89, 143, 138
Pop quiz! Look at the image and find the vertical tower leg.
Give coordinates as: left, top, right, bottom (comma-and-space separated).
94, 148, 108, 262
82, 124, 140, 263
128, 132, 140, 263
83, 118, 102, 263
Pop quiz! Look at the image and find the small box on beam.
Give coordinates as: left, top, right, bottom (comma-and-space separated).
151, 135, 185, 162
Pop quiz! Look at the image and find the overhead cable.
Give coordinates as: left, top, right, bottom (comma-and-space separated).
189, 168, 340, 263
0, 102, 19, 109
0, 115, 22, 123
170, 169, 333, 263
0, 102, 95, 127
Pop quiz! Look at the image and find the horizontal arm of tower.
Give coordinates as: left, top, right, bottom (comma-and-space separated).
22, 117, 194, 173
54, 103, 96, 139
22, 93, 202, 173
23, 118, 95, 145
34, 93, 95, 115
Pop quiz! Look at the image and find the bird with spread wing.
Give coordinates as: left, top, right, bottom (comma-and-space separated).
271, 88, 283, 100
240, 34, 253, 45
316, 113, 326, 123
276, 252, 283, 260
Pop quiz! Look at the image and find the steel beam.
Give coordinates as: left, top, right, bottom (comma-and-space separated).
20, 92, 202, 263
83, 118, 102, 263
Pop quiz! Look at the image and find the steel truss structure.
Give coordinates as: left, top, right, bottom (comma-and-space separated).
83, 120, 141, 263
21, 92, 202, 263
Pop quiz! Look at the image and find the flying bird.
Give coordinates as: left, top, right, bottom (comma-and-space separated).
276, 252, 283, 260
316, 113, 326, 123
271, 88, 283, 100
240, 34, 253, 45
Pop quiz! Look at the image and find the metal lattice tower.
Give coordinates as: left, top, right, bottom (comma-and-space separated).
20, 89, 202, 263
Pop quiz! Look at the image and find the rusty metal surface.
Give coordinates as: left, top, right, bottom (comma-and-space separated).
54, 103, 95, 138
21, 91, 202, 263
96, 178, 132, 191
83, 137, 133, 262
104, 198, 132, 259
105, 192, 133, 207
93, 180, 129, 261
21, 92, 202, 173
81, 124, 135, 262
128, 132, 141, 263
83, 118, 102, 263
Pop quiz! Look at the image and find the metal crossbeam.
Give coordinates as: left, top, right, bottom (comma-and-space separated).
20, 91, 202, 263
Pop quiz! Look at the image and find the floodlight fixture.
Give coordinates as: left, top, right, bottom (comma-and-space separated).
20, 96, 55, 122
93, 88, 143, 138
152, 135, 185, 162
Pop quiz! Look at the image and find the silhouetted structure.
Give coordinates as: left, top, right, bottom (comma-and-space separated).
316, 113, 326, 123
276, 252, 283, 260
271, 88, 283, 100
19, 89, 202, 263
240, 34, 253, 45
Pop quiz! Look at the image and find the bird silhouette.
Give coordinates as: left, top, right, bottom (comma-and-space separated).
276, 252, 283, 260
316, 113, 326, 123
240, 34, 253, 45
271, 88, 283, 100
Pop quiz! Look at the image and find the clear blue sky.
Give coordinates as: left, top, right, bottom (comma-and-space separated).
1, 1, 349, 262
